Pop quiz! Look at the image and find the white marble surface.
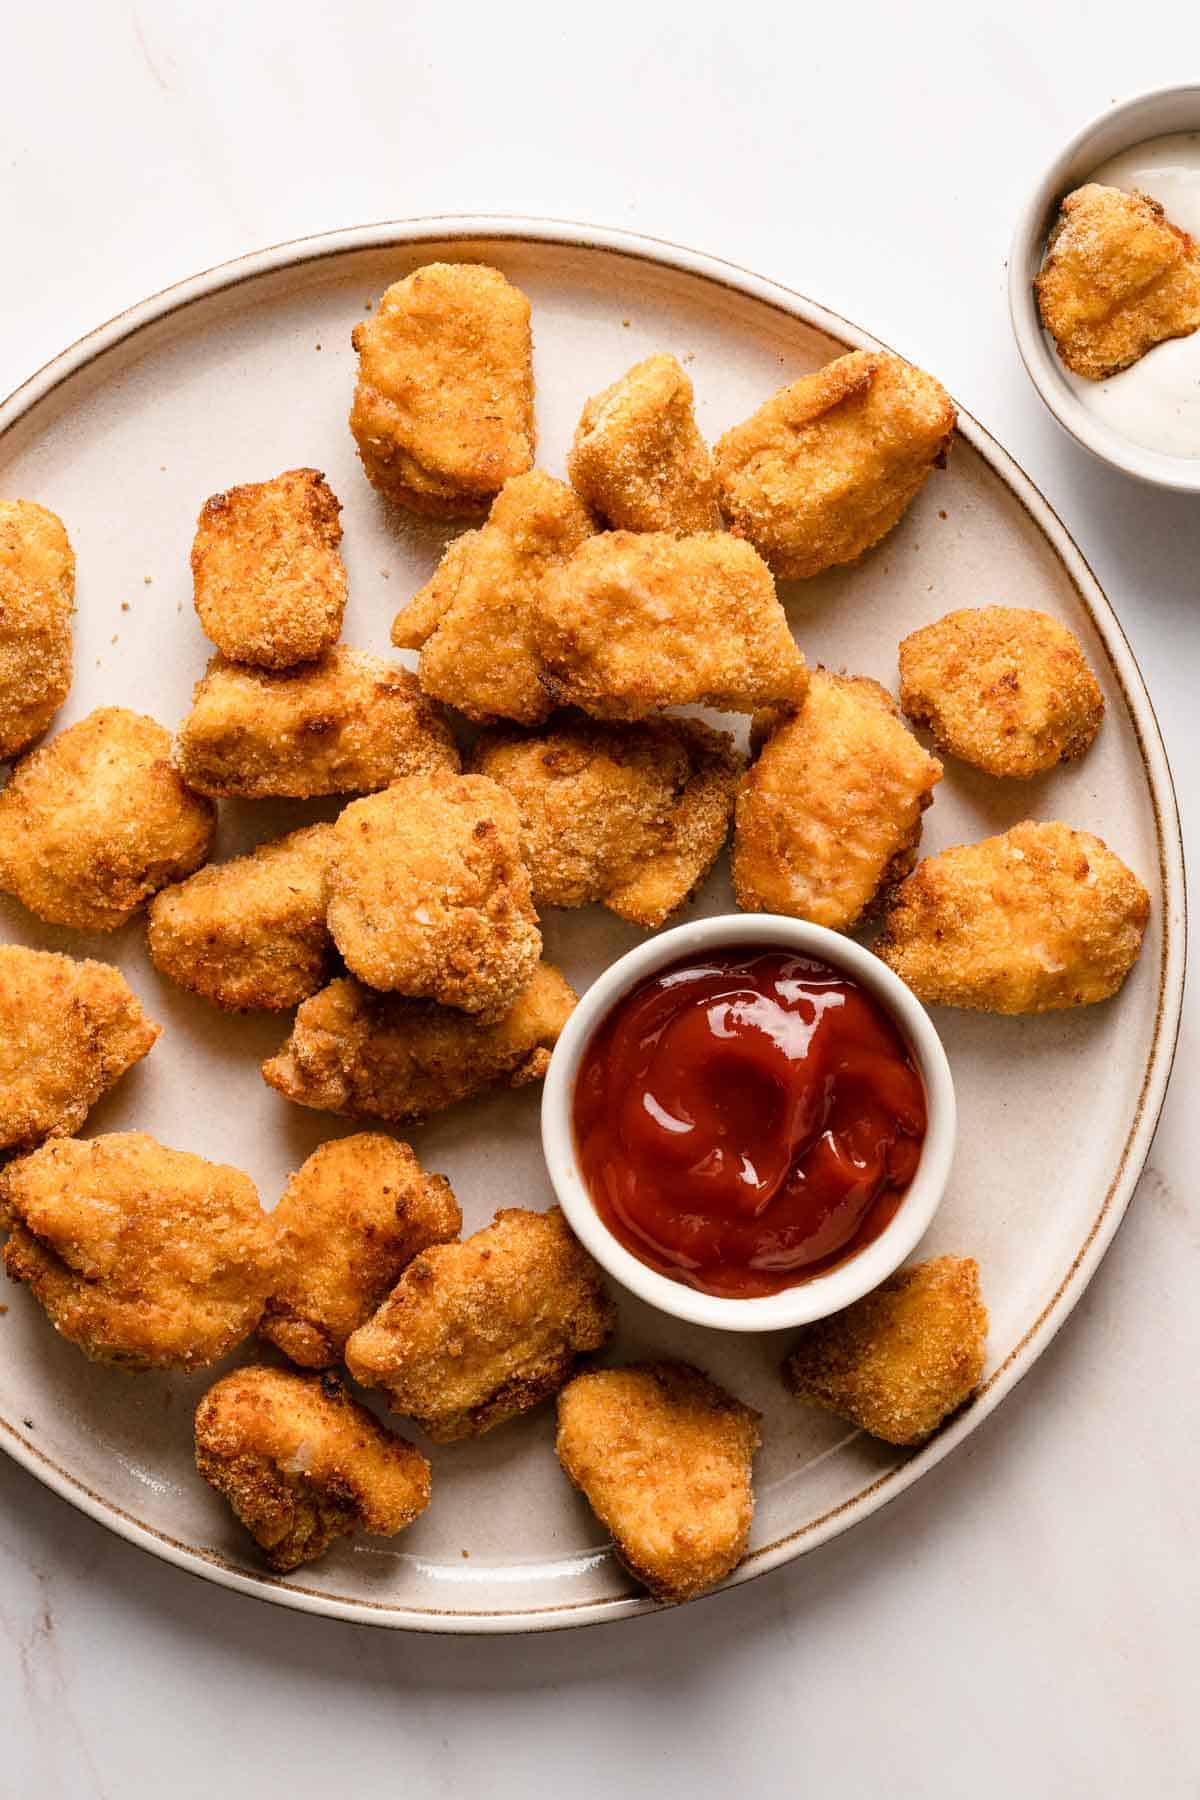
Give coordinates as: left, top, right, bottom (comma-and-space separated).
1, 5, 1197, 1794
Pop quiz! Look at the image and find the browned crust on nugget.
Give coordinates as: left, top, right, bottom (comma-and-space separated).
0, 500, 74, 760
567, 354, 721, 534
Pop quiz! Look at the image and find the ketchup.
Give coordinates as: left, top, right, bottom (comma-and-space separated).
573, 949, 927, 1299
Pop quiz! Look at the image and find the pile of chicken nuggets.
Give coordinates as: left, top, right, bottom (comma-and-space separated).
0, 257, 1151, 1605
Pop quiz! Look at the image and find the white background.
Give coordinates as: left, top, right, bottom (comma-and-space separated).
2, 5, 1198, 1796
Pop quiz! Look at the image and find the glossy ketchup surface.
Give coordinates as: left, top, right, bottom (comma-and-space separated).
573, 949, 927, 1299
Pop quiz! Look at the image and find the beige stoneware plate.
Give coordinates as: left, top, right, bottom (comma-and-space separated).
0, 218, 1184, 1633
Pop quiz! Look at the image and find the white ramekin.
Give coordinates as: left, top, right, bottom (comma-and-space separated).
541, 914, 956, 1333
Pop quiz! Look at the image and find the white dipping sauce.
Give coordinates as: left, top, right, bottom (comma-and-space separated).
1060, 132, 1200, 459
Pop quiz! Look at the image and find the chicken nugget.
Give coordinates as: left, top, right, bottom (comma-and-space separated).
262, 963, 576, 1123
326, 772, 541, 1016
0, 946, 159, 1152
1035, 183, 1200, 380
556, 1363, 760, 1603
733, 671, 942, 929
473, 713, 740, 927
191, 467, 346, 668
876, 820, 1149, 1012
1, 1132, 275, 1371
0, 500, 74, 760
567, 353, 721, 534
898, 607, 1103, 779
390, 470, 593, 725
345, 1206, 615, 1441
350, 262, 535, 517
195, 1366, 431, 1571
147, 822, 335, 1011
784, 1255, 988, 1445
536, 531, 807, 720
261, 1134, 461, 1368
714, 351, 955, 579
0, 707, 215, 931
174, 647, 458, 799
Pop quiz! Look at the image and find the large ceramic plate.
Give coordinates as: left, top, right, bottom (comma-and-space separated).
0, 218, 1184, 1633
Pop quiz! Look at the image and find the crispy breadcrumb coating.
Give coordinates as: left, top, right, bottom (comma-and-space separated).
261, 1134, 461, 1368
345, 1206, 615, 1442
556, 1363, 760, 1604
0, 1132, 275, 1371
784, 1255, 988, 1445
262, 964, 576, 1123
876, 820, 1149, 1012
567, 354, 721, 534
0, 707, 215, 931
898, 607, 1104, 779
195, 1366, 431, 1571
174, 647, 458, 799
0, 500, 74, 760
714, 351, 955, 579
350, 262, 535, 516
536, 531, 807, 720
191, 467, 347, 668
390, 470, 593, 726
1035, 183, 1200, 380
733, 671, 942, 929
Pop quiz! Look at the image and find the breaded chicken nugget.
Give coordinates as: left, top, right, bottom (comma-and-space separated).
473, 713, 740, 927
390, 470, 593, 726
262, 964, 576, 1123
1, 1132, 274, 1371
0, 707, 215, 931
345, 1206, 615, 1441
784, 1255, 988, 1445
0, 500, 74, 760
733, 671, 942, 929
898, 607, 1103, 779
0, 946, 159, 1153
350, 262, 535, 516
326, 772, 541, 1016
556, 1363, 760, 1603
714, 351, 956, 579
567, 354, 721, 534
147, 823, 335, 1011
195, 1366, 431, 1571
876, 820, 1149, 1012
536, 531, 807, 720
174, 647, 458, 799
1035, 183, 1200, 380
261, 1134, 461, 1368
191, 467, 346, 668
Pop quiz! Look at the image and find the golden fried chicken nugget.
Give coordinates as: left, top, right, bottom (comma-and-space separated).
147, 823, 335, 1011
0, 500, 74, 760
876, 820, 1149, 1012
345, 1207, 615, 1441
556, 1363, 760, 1603
0, 946, 159, 1153
262, 964, 576, 1123
327, 772, 541, 1016
0, 1132, 275, 1371
567, 354, 721, 534
195, 1366, 431, 1571
191, 467, 347, 668
473, 713, 740, 927
714, 351, 956, 579
390, 470, 593, 726
261, 1134, 461, 1368
174, 647, 458, 799
1035, 183, 1200, 380
733, 671, 943, 929
0, 707, 215, 931
536, 531, 807, 720
350, 262, 535, 516
898, 606, 1104, 779
784, 1255, 988, 1445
